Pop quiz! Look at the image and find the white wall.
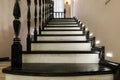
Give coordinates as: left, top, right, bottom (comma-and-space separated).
72, 0, 120, 62
54, 0, 64, 12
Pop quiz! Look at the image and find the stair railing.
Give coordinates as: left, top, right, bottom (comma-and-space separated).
54, 12, 65, 18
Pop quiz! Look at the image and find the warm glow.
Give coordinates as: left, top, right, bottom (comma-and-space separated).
90, 33, 93, 36
106, 52, 113, 57
96, 40, 100, 44
65, 0, 71, 5
82, 24, 85, 27
85, 28, 88, 31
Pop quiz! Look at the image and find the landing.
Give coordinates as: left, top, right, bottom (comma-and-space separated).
3, 63, 113, 76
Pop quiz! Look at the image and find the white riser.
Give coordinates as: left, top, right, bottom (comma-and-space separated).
23, 54, 99, 63
37, 36, 86, 41
41, 31, 83, 35
44, 27, 81, 30
5, 74, 113, 80
47, 24, 79, 26
48, 22, 77, 24
31, 43, 91, 51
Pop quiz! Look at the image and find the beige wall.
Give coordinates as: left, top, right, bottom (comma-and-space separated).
0, 0, 30, 58
73, 0, 120, 62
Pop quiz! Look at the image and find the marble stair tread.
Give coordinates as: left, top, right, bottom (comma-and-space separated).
3, 63, 113, 76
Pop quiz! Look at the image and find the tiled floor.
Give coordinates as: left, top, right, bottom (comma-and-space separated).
0, 61, 10, 80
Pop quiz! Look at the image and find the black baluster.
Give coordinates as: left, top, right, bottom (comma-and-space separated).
39, 0, 41, 34
34, 0, 37, 41
64, 8, 66, 18
12, 0, 22, 69
41, 0, 44, 30
86, 31, 90, 40
27, 0, 31, 51
91, 37, 96, 48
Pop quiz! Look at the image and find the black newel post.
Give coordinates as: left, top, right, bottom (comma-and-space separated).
27, 0, 31, 51
12, 0, 22, 69
34, 0, 37, 41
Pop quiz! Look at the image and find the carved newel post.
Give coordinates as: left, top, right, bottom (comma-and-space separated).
11, 0, 22, 69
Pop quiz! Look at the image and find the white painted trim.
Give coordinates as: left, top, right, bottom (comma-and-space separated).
23, 54, 99, 63
5, 74, 113, 80
41, 31, 83, 34
37, 36, 86, 41
31, 43, 91, 51
44, 27, 80, 30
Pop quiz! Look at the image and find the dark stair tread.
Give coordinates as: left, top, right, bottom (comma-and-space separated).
3, 63, 113, 76
22, 51, 95, 54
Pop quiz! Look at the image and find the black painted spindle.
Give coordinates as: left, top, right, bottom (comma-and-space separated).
27, 0, 31, 51
12, 0, 22, 69
34, 0, 38, 41
39, 0, 41, 34
86, 31, 90, 40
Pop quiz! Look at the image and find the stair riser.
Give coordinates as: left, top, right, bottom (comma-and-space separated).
23, 54, 99, 63
47, 24, 79, 26
44, 27, 81, 30
37, 36, 86, 41
5, 74, 113, 80
41, 31, 83, 35
48, 22, 76, 24
31, 43, 91, 51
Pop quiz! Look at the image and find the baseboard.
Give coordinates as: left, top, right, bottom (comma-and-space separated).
0, 57, 10, 61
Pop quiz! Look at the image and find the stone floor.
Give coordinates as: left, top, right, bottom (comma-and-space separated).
0, 61, 10, 80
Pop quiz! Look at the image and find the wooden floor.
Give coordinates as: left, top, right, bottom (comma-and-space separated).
0, 61, 10, 80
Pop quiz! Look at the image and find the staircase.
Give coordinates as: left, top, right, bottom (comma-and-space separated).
2, 0, 120, 80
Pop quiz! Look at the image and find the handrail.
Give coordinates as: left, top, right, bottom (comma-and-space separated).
54, 12, 66, 18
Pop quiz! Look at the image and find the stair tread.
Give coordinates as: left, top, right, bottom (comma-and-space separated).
3, 63, 113, 76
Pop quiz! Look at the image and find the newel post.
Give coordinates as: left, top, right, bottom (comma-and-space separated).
11, 0, 22, 69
